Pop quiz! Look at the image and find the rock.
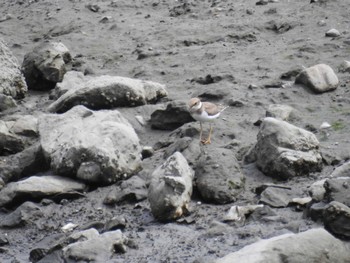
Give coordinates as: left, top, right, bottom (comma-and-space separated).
62, 230, 127, 261
0, 38, 27, 99
259, 187, 295, 208
38, 106, 142, 184
103, 175, 147, 205
308, 179, 327, 201
252, 117, 322, 180
265, 20, 296, 34
148, 152, 194, 221
0, 94, 17, 111
330, 161, 350, 178
195, 147, 245, 204
61, 223, 78, 233
223, 204, 263, 222
7, 115, 38, 137
0, 175, 86, 207
30, 231, 92, 262
324, 177, 350, 206
21, 41, 72, 91
0, 120, 25, 155
49, 70, 85, 100
295, 64, 339, 93
150, 100, 194, 130
265, 104, 298, 121
0, 201, 43, 227
141, 146, 154, 159
307, 201, 327, 222
325, 28, 341, 37
104, 216, 127, 231
339, 60, 350, 73
280, 68, 302, 80
0, 143, 47, 184
216, 228, 350, 263
323, 201, 350, 239
48, 71, 168, 113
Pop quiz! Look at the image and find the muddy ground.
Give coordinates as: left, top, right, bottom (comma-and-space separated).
1, 0, 350, 262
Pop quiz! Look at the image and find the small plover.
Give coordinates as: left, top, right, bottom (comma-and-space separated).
188, 98, 228, 144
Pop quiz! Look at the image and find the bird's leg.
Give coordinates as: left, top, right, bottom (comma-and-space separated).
202, 124, 213, 144
199, 122, 205, 143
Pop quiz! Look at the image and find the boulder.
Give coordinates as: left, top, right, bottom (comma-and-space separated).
216, 228, 350, 263
150, 100, 194, 130
0, 201, 43, 228
195, 147, 245, 204
148, 152, 194, 221
0, 175, 86, 207
253, 117, 322, 180
21, 41, 71, 91
48, 71, 168, 113
38, 106, 142, 184
323, 201, 350, 239
295, 64, 339, 93
324, 177, 350, 206
0, 143, 47, 184
62, 230, 127, 261
0, 38, 27, 99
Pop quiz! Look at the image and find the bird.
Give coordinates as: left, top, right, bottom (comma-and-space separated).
188, 98, 228, 144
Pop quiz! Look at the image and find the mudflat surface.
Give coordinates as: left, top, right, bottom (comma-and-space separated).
0, 0, 350, 262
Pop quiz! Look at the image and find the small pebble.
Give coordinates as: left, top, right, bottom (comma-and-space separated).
325, 28, 341, 37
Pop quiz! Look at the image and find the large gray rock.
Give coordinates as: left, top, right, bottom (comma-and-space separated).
48, 71, 168, 113
195, 147, 245, 204
39, 106, 142, 184
323, 201, 350, 239
62, 229, 127, 261
0, 38, 27, 99
148, 152, 194, 221
0, 143, 47, 184
21, 41, 72, 91
216, 228, 350, 263
295, 64, 339, 93
0, 175, 86, 207
253, 117, 322, 180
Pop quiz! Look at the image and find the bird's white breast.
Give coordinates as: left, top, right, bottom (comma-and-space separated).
191, 110, 220, 122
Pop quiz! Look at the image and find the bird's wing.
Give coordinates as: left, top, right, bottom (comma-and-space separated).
203, 102, 220, 116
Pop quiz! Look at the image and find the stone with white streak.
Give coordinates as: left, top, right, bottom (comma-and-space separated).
148, 152, 194, 221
